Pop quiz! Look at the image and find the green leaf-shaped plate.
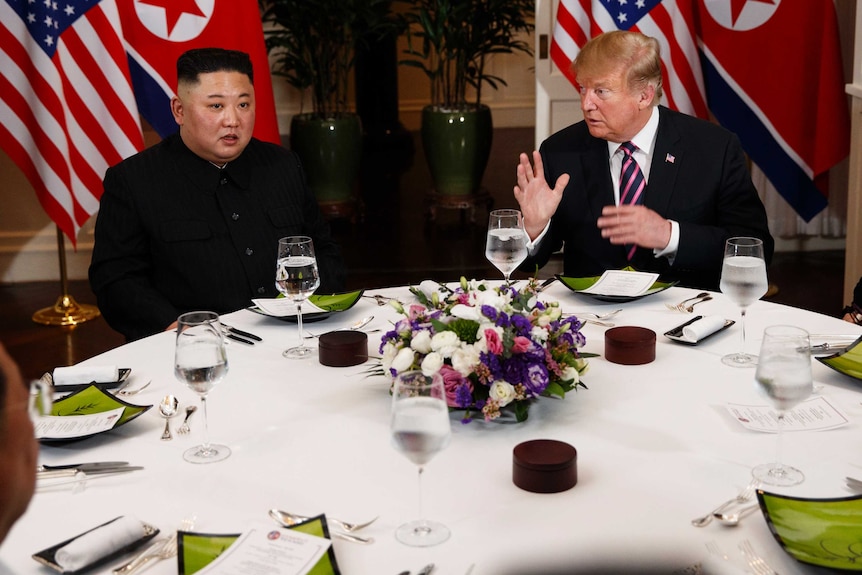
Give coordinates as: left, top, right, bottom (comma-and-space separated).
250, 290, 364, 323
757, 490, 862, 570
177, 515, 340, 575
557, 272, 677, 302
817, 335, 862, 380
39, 384, 151, 444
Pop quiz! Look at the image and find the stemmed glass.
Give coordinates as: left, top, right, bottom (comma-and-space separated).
390, 370, 452, 547
719, 237, 768, 367
485, 209, 528, 286
751, 325, 813, 486
275, 236, 320, 359
174, 311, 230, 464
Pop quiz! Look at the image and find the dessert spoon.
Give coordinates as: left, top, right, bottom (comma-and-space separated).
268, 509, 373, 544
159, 395, 179, 441
713, 503, 760, 526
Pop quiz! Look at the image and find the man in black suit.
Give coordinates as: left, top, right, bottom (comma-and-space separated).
514, 31, 773, 290
90, 48, 345, 341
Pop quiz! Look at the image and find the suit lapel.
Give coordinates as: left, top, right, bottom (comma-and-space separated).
583, 137, 613, 218
645, 107, 682, 215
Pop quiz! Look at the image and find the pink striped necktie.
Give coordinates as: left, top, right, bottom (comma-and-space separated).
618, 141, 645, 260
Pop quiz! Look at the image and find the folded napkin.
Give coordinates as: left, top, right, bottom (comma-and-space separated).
53, 365, 119, 386
682, 316, 726, 343
54, 516, 146, 571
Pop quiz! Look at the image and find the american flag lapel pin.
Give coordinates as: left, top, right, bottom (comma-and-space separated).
665, 153, 676, 164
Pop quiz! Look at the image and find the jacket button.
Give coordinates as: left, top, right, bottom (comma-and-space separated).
231, 213, 240, 221
220, 178, 228, 185
257, 287, 266, 294
245, 248, 253, 256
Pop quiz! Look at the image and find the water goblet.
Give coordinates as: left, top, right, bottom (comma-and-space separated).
486, 208, 528, 286
719, 237, 768, 367
275, 236, 321, 359
751, 325, 813, 486
390, 370, 452, 547
174, 311, 230, 463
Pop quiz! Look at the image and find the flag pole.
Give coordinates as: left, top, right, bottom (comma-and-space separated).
32, 225, 101, 326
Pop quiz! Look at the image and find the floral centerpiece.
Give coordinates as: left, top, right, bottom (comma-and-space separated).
378, 278, 594, 423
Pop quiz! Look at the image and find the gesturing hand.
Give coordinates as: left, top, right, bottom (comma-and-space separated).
513, 151, 569, 240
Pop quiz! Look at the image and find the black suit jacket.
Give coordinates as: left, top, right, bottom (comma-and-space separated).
524, 106, 774, 290
89, 133, 346, 341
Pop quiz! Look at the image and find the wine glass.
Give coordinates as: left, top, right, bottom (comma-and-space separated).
390, 370, 452, 547
751, 325, 813, 486
174, 311, 230, 464
719, 237, 768, 367
275, 236, 320, 359
486, 209, 528, 286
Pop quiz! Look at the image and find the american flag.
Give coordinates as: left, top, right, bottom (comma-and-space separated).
550, 0, 708, 119
0, 0, 143, 245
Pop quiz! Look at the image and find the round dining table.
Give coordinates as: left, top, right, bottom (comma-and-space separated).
2, 282, 861, 575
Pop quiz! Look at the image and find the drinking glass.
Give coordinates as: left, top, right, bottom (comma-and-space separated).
719, 237, 768, 367
486, 209, 528, 286
390, 370, 452, 547
175, 311, 230, 464
275, 236, 320, 359
751, 325, 813, 486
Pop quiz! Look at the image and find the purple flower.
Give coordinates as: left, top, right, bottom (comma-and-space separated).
524, 363, 550, 395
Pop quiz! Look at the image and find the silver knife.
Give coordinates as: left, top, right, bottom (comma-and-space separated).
38, 466, 143, 479
417, 564, 435, 575
37, 461, 129, 472
846, 476, 862, 491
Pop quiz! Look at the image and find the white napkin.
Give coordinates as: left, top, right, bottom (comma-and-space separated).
53, 365, 119, 386
682, 315, 726, 343
54, 516, 146, 571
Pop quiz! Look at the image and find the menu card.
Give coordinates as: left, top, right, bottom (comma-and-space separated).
33, 408, 124, 439
252, 299, 325, 317
580, 270, 659, 296
193, 524, 331, 575
725, 396, 850, 433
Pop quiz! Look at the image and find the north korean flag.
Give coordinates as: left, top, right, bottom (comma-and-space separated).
116, 0, 281, 144
697, 0, 849, 221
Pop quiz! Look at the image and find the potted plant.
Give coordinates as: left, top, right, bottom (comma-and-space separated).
399, 0, 534, 197
260, 0, 395, 218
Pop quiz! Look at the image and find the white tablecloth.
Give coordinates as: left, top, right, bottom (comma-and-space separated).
3, 283, 861, 574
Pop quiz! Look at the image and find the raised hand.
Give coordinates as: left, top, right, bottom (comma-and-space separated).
513, 151, 569, 240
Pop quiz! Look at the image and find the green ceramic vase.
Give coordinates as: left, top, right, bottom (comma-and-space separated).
289, 113, 363, 204
421, 105, 493, 196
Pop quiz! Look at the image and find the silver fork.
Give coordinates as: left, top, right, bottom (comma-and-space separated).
117, 380, 152, 397
691, 478, 759, 527
176, 406, 197, 435
114, 516, 195, 575
739, 540, 778, 575
666, 292, 710, 312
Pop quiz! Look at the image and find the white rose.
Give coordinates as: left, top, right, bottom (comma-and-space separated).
451, 346, 480, 376
430, 331, 460, 357
546, 305, 562, 321
489, 380, 517, 407
560, 366, 579, 384
419, 280, 443, 299
391, 347, 416, 373
381, 342, 399, 372
450, 303, 480, 321
537, 313, 553, 327
421, 352, 444, 376
410, 330, 433, 354
530, 325, 549, 343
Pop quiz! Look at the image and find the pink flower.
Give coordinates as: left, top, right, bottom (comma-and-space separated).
511, 336, 531, 353
407, 304, 427, 320
440, 365, 473, 408
484, 329, 503, 355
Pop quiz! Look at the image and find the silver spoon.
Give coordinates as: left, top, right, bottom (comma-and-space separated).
683, 296, 713, 313
117, 379, 152, 396
713, 503, 760, 526
305, 315, 374, 339
666, 292, 710, 312
270, 509, 378, 532
268, 509, 374, 544
563, 309, 622, 320
159, 395, 179, 441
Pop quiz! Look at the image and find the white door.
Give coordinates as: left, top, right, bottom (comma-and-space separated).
534, 0, 582, 148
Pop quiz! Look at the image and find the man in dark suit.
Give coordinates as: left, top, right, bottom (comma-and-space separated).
90, 48, 345, 341
514, 31, 773, 290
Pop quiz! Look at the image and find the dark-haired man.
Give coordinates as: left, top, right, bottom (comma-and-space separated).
514, 31, 773, 290
90, 48, 345, 340
0, 343, 38, 543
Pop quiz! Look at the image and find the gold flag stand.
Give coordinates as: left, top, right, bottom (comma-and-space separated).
32, 226, 101, 326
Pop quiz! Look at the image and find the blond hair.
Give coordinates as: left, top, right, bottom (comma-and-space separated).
572, 30, 663, 103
